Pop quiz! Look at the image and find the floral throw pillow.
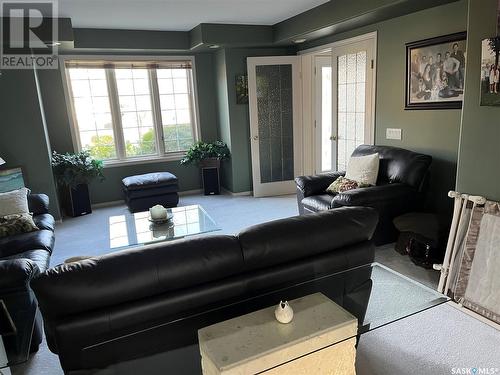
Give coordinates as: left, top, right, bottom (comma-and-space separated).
0, 213, 39, 239
326, 177, 370, 194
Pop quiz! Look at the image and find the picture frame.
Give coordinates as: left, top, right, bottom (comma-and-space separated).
235, 74, 249, 104
405, 32, 467, 110
480, 37, 500, 106
0, 167, 26, 193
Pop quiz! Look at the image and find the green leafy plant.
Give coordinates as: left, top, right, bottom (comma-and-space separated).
180, 141, 230, 166
51, 150, 105, 188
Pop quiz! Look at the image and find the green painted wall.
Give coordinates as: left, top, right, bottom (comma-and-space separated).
299, 0, 468, 214
0, 68, 60, 218
456, 0, 500, 200
214, 47, 294, 193
38, 53, 219, 204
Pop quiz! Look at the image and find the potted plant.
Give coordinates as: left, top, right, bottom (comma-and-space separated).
181, 141, 230, 195
51, 150, 104, 217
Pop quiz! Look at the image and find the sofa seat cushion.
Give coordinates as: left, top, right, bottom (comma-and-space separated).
238, 207, 378, 272
0, 229, 54, 258
33, 213, 55, 232
301, 194, 337, 212
32, 235, 245, 319
122, 172, 178, 191
4, 249, 51, 273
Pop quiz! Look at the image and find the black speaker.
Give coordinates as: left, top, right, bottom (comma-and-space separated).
61, 184, 92, 217
202, 167, 220, 195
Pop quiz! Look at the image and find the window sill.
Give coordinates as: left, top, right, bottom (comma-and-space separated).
102, 153, 185, 168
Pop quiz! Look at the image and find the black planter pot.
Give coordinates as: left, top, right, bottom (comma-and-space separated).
200, 158, 221, 195
60, 184, 92, 217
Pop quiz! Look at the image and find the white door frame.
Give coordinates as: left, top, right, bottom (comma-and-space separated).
300, 32, 377, 175
247, 56, 303, 197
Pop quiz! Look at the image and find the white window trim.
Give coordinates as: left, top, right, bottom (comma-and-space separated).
59, 54, 202, 167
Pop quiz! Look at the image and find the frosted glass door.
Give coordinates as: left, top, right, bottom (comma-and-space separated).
248, 56, 302, 197
332, 39, 375, 172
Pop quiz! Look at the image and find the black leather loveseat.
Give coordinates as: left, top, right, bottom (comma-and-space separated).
295, 145, 432, 245
32, 207, 378, 373
0, 193, 55, 352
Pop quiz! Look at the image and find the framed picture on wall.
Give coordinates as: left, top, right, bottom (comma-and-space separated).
480, 38, 500, 106
235, 74, 249, 104
0, 167, 26, 193
405, 32, 467, 110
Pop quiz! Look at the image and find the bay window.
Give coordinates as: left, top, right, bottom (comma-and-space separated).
63, 58, 199, 164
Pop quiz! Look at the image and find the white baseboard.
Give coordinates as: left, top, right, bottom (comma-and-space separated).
221, 188, 253, 196
92, 200, 123, 208
447, 301, 500, 330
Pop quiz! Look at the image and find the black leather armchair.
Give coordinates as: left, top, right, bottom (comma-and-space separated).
295, 145, 432, 245
0, 193, 55, 352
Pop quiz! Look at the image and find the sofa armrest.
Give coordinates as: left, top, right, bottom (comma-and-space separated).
333, 183, 417, 207
28, 194, 49, 215
0, 259, 39, 294
295, 171, 345, 198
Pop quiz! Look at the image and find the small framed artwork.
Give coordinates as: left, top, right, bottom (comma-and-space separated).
235, 74, 249, 104
0, 167, 26, 193
405, 32, 467, 110
480, 37, 500, 106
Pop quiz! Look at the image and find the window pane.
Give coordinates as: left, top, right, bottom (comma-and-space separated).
157, 68, 195, 152
67, 67, 117, 160
116, 68, 157, 157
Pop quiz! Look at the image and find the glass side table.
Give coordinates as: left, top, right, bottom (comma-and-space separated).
0, 291, 37, 375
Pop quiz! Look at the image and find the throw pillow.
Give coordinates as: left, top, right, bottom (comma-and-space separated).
326, 176, 369, 193
345, 153, 379, 186
0, 213, 39, 238
0, 187, 30, 216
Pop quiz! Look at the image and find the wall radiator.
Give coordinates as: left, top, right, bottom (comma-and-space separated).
436, 191, 500, 325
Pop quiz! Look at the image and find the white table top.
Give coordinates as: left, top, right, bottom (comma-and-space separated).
198, 292, 357, 373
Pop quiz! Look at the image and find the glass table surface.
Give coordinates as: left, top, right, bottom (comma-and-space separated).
109, 205, 220, 249
0, 291, 37, 370
83, 263, 449, 374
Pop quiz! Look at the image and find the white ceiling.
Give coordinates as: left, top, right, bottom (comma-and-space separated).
57, 0, 330, 31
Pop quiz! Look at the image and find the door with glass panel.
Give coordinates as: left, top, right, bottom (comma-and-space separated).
315, 40, 375, 172
247, 56, 302, 197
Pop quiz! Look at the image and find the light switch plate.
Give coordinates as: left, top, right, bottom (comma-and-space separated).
386, 128, 402, 140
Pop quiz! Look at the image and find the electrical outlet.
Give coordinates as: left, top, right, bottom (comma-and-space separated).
386, 128, 402, 140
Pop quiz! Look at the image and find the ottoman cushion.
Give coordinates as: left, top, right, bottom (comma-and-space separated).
122, 172, 178, 191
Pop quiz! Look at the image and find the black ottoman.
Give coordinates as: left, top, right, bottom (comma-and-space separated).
122, 172, 179, 213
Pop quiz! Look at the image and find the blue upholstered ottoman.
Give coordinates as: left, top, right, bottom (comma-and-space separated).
122, 172, 179, 212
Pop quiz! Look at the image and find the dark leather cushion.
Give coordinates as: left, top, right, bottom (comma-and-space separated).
122, 172, 178, 191
301, 194, 337, 212
27, 194, 49, 215
32, 235, 244, 319
295, 172, 345, 197
332, 183, 416, 207
0, 229, 54, 258
4, 249, 51, 273
33, 213, 55, 232
125, 185, 180, 200
351, 145, 431, 189
238, 207, 378, 272
0, 259, 40, 292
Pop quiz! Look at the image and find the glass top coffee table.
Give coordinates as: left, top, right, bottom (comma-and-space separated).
83, 263, 449, 374
109, 205, 220, 249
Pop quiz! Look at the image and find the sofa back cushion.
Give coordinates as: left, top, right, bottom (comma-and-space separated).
238, 207, 378, 272
32, 235, 244, 319
351, 145, 431, 189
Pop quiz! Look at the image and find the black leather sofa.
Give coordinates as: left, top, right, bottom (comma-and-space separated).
32, 207, 378, 373
295, 145, 432, 245
0, 193, 55, 351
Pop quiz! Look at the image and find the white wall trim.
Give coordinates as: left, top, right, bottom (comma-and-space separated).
446, 301, 500, 331
298, 31, 378, 56
221, 188, 253, 196
178, 189, 203, 196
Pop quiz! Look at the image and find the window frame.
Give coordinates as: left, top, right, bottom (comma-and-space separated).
60, 55, 201, 167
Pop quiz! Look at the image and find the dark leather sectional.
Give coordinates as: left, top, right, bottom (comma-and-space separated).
296, 145, 432, 245
32, 207, 378, 373
0, 194, 55, 352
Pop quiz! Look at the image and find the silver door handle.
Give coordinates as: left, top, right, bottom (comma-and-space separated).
330, 135, 337, 141
252, 135, 259, 141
